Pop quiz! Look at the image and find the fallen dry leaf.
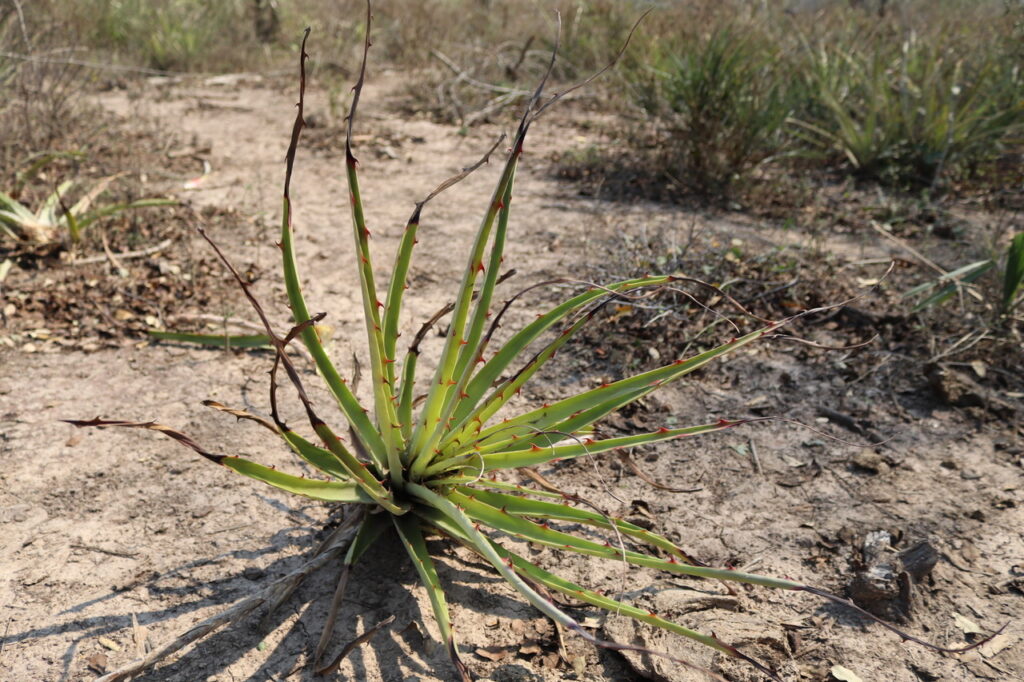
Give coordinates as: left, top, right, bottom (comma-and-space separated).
97, 636, 121, 651
830, 664, 863, 682
952, 612, 984, 635
978, 632, 1014, 658
86, 652, 108, 673
474, 647, 509, 662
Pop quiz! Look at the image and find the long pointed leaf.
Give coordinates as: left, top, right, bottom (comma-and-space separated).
392, 514, 471, 681
277, 30, 388, 470
440, 275, 675, 450
344, 2, 403, 465
1003, 232, 1024, 313
465, 321, 780, 455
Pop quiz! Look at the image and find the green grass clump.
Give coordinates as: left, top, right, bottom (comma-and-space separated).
626, 24, 797, 194
71, 7, 1000, 681
0, 169, 175, 246
794, 31, 1024, 188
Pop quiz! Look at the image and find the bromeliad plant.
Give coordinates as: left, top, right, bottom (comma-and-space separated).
0, 171, 176, 245
71, 8, 999, 682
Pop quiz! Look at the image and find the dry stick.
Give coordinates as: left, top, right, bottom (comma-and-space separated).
95, 521, 360, 682
313, 562, 352, 666
314, 614, 396, 676
70, 238, 174, 265
618, 451, 703, 493
869, 220, 949, 278
748, 437, 764, 476
100, 232, 128, 277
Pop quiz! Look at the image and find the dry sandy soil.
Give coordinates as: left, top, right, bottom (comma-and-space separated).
1, 67, 1022, 682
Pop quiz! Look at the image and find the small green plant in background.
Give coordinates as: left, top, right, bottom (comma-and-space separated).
70, 8, 999, 682
0, 171, 175, 245
627, 25, 795, 194
905, 232, 1024, 317
793, 32, 1024, 188
74, 0, 267, 72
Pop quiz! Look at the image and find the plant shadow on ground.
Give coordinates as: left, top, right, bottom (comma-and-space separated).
5, 522, 323, 679
7, 514, 627, 681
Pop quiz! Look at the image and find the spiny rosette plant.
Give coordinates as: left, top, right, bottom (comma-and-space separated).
70, 7, 1000, 682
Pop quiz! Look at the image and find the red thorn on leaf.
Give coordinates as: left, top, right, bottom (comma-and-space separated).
459, 391, 469, 399
361, 256, 369, 264
530, 445, 543, 451
376, 299, 383, 308
717, 419, 733, 427
647, 611, 658, 618
658, 427, 671, 434
363, 227, 371, 238
475, 262, 485, 273
729, 337, 738, 344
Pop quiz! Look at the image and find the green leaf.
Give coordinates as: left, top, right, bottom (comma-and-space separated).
437, 276, 675, 455
446, 489, 799, 589
459, 321, 779, 457
392, 513, 471, 681
1002, 232, 1024, 313
148, 330, 273, 349
219, 457, 374, 503
910, 260, 993, 312
475, 419, 745, 471
452, 486, 701, 563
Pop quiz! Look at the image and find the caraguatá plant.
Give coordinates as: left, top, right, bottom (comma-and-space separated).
71, 6, 999, 681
